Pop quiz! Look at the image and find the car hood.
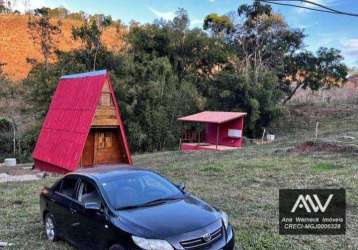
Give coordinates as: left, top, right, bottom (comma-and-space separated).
114, 195, 220, 238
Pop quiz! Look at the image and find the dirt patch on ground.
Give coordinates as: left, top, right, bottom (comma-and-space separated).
288, 141, 358, 154
291, 106, 354, 120
0, 164, 34, 175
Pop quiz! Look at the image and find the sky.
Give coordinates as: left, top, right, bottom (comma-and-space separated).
11, 0, 358, 68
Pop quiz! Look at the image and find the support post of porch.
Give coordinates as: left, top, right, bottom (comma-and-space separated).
179, 123, 183, 151
216, 124, 220, 150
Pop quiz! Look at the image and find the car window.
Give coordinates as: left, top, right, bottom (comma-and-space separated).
52, 180, 62, 192
77, 179, 101, 207
59, 176, 78, 198
102, 172, 183, 210
141, 174, 176, 193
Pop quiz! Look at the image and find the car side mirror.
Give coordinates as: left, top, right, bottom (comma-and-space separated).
84, 202, 101, 211
178, 183, 185, 191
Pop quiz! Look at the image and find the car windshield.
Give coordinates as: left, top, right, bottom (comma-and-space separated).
101, 171, 184, 210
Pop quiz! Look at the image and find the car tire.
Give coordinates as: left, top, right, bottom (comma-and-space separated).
109, 244, 126, 250
44, 213, 58, 241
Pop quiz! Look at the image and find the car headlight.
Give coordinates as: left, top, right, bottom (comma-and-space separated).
132, 236, 174, 250
220, 211, 229, 230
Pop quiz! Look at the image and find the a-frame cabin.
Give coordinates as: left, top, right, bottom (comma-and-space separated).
33, 70, 132, 174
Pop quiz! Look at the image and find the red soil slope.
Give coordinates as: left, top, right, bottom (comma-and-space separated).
0, 15, 126, 80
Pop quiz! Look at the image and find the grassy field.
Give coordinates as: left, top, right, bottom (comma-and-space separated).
1, 102, 358, 250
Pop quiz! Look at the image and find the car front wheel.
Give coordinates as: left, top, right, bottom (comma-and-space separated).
44, 213, 58, 241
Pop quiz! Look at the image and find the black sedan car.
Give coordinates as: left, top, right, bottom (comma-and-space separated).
40, 165, 235, 250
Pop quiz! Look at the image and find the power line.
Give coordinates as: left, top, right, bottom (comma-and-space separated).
260, 1, 337, 14
261, 0, 358, 17
257, 0, 358, 17
267, 0, 345, 13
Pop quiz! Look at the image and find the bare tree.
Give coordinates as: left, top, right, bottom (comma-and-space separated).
72, 15, 112, 70
28, 8, 62, 69
23, 0, 30, 14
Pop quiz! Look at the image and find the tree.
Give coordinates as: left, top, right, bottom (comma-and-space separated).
116, 55, 197, 151
232, 2, 347, 104
282, 48, 347, 103
205, 68, 283, 136
23, 64, 63, 119
72, 15, 112, 70
120, 11, 210, 151
234, 2, 304, 83
0, 3, 9, 14
128, 9, 230, 83
0, 67, 24, 157
203, 13, 234, 37
172, 8, 190, 31
28, 7, 62, 69
47, 7, 69, 19
0, 118, 13, 160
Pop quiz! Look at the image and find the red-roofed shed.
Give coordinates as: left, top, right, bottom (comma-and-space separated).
33, 70, 132, 174
178, 111, 246, 151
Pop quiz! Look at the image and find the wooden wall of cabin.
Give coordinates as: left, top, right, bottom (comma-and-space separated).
92, 81, 119, 127
79, 80, 128, 167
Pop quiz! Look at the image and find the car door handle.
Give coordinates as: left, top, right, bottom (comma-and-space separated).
70, 208, 77, 215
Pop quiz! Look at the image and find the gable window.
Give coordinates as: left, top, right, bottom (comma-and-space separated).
100, 93, 112, 106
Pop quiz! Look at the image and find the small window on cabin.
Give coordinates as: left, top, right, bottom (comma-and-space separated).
104, 132, 112, 148
97, 132, 105, 149
97, 132, 112, 149
100, 93, 112, 106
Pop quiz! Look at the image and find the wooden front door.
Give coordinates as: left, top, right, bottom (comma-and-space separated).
94, 129, 121, 165
80, 128, 123, 167
81, 131, 94, 167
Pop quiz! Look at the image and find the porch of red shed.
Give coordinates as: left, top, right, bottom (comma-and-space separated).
178, 111, 246, 152
180, 143, 239, 151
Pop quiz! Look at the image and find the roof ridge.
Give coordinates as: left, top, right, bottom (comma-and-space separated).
60, 69, 107, 79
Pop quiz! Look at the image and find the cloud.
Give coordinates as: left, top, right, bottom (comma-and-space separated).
341, 39, 358, 56
339, 38, 358, 67
297, 22, 318, 30
208, 0, 215, 2
191, 19, 203, 26
307, 33, 337, 50
11, 0, 69, 13
149, 7, 176, 20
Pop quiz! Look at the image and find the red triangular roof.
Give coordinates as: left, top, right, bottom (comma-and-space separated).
33, 70, 132, 173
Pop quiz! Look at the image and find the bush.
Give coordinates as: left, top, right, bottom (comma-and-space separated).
0, 118, 13, 161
